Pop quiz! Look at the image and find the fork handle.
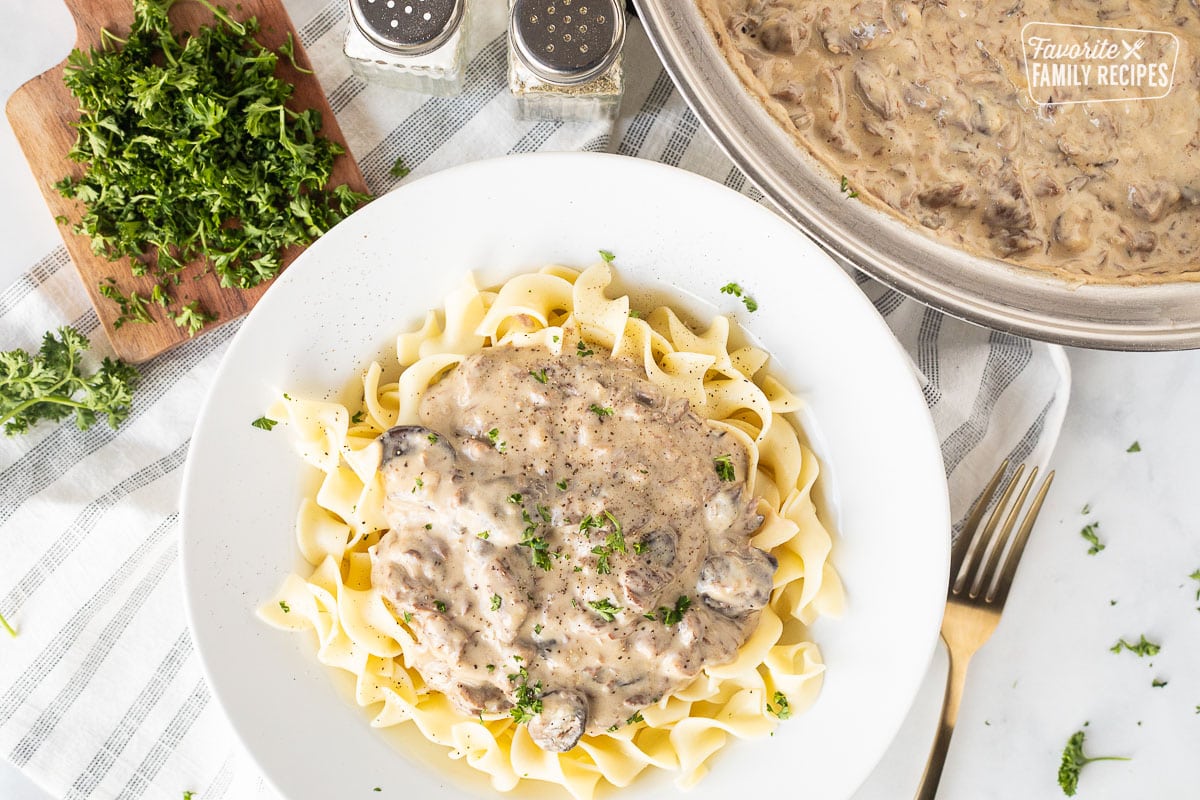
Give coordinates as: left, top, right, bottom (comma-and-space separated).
915, 637, 971, 800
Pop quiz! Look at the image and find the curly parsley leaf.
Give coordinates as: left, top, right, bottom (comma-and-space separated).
645, 595, 691, 626
766, 690, 791, 720
1080, 522, 1105, 555
714, 454, 735, 482
169, 301, 218, 337
0, 327, 139, 436
1057, 730, 1129, 796
588, 403, 613, 418
251, 416, 277, 431
1110, 634, 1160, 657
718, 282, 757, 312
389, 156, 411, 179
589, 598, 622, 622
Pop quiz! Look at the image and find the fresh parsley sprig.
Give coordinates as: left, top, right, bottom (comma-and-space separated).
0, 327, 139, 436
1057, 730, 1129, 796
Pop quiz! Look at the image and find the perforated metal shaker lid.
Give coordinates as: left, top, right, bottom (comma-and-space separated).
350, 0, 464, 57
510, 0, 625, 85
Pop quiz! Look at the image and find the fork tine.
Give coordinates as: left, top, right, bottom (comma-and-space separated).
987, 471, 1055, 604
970, 467, 1039, 599
949, 459, 1009, 585
952, 464, 1024, 595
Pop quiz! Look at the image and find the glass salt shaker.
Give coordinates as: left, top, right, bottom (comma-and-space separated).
344, 0, 469, 96
507, 0, 626, 123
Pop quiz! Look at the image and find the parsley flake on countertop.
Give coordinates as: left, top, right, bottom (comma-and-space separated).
1189, 568, 1200, 601
1, 327, 139, 437
1110, 634, 1160, 657
1126, 441, 1142, 452
56, 0, 370, 319
599, 249, 615, 262
1057, 730, 1129, 797
1079, 522, 1105, 555
251, 416, 277, 431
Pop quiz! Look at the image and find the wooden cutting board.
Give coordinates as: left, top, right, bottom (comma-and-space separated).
6, 0, 368, 363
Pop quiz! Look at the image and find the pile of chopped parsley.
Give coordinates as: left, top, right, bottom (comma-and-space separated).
56, 0, 370, 333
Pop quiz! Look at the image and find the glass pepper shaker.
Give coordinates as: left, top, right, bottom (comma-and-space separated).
507, 0, 626, 123
344, 0, 469, 96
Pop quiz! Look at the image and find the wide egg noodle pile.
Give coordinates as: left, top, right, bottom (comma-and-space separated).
259, 262, 844, 799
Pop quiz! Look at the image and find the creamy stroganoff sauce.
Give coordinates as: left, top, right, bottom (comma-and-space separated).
699, 0, 1200, 283
370, 343, 775, 751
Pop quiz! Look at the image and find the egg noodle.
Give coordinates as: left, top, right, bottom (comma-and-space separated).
258, 262, 843, 798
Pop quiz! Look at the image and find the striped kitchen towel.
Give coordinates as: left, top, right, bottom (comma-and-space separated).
0, 1, 1070, 798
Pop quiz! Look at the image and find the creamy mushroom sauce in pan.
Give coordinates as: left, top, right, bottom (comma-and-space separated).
370, 344, 774, 752
698, 0, 1200, 283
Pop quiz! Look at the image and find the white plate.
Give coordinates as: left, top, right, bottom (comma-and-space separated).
180, 152, 949, 800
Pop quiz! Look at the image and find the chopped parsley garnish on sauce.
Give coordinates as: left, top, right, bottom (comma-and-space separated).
518, 528, 553, 571
588, 403, 614, 418
839, 174, 860, 199
1080, 522, 1105, 555
645, 595, 691, 626
537, 505, 552, 523
534, 623, 543, 634
402, 611, 413, 623
1127, 441, 1141, 453
714, 454, 736, 482
412, 477, 423, 492
507, 493, 522, 504
576, 340, 594, 357
632, 541, 647, 555
490, 594, 502, 611
766, 691, 792, 720
251, 416, 277, 431
1110, 634, 1159, 657
509, 667, 543, 723
486, 428, 506, 452
278, 600, 290, 613
476, 530, 490, 539
579, 515, 600, 532
599, 249, 615, 263
589, 598, 622, 622
424, 523, 432, 530
434, 600, 447, 613
426, 432, 439, 443
1057, 730, 1129, 797
626, 711, 644, 725
531, 369, 548, 384
350, 410, 365, 424
556, 479, 568, 491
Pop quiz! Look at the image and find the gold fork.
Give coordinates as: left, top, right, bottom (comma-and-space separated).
915, 461, 1055, 800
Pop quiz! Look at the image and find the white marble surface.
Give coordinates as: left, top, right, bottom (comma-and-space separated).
2, 3, 1199, 799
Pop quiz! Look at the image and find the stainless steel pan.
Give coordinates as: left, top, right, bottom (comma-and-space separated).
634, 0, 1200, 350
